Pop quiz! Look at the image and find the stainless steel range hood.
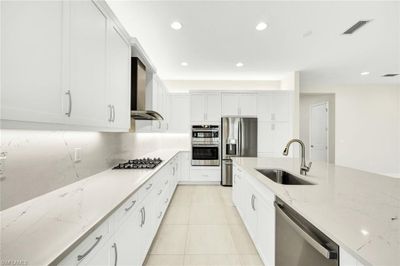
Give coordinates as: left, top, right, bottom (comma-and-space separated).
130, 57, 164, 120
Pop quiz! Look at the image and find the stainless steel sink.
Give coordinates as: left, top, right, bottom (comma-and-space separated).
256, 169, 315, 185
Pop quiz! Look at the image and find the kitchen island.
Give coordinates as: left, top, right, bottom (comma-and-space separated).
232, 157, 400, 266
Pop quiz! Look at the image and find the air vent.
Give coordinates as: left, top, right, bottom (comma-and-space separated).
343, 20, 370, 34
382, 74, 399, 77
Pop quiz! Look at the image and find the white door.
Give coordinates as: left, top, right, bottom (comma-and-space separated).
221, 94, 239, 116
310, 102, 329, 162
1, 1, 64, 123
205, 93, 221, 122
107, 24, 130, 130
239, 94, 257, 116
69, 0, 107, 127
190, 94, 205, 122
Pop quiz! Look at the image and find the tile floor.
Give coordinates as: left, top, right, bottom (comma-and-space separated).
145, 185, 263, 266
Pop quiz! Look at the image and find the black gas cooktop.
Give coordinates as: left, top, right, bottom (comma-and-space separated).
113, 158, 162, 170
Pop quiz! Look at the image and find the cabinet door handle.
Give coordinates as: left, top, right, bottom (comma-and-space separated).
77, 235, 103, 262
140, 207, 144, 227
146, 184, 153, 190
112, 243, 118, 266
158, 211, 163, 219
143, 207, 146, 225
108, 105, 113, 122
65, 90, 72, 117
251, 194, 256, 211
124, 200, 136, 212
164, 198, 169, 203
112, 105, 116, 122
165, 180, 169, 185
158, 189, 163, 195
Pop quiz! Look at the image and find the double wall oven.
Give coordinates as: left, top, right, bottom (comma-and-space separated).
191, 125, 220, 166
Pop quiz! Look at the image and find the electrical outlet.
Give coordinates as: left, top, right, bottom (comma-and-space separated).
74, 148, 82, 163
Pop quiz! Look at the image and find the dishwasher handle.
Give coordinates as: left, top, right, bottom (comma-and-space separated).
274, 202, 337, 260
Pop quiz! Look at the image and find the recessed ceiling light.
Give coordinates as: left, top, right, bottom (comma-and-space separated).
181, 62, 188, 67
256, 22, 268, 31
360, 72, 370, 76
170, 21, 182, 30
236, 62, 244, 67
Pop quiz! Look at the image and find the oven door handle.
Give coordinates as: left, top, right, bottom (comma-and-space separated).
192, 144, 219, 147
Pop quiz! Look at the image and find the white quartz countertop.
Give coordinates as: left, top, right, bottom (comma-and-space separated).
232, 157, 400, 266
1, 149, 183, 266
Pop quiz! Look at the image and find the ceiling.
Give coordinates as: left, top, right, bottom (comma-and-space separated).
106, 1, 400, 87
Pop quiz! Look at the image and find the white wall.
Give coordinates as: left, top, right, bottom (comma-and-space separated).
301, 85, 400, 176
0, 130, 189, 210
164, 80, 281, 93
300, 94, 335, 163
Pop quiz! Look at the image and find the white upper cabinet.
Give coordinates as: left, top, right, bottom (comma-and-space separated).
106, 24, 130, 130
221, 93, 257, 116
1, 1, 64, 123
257, 91, 291, 122
190, 93, 221, 124
68, 0, 107, 127
168, 94, 190, 133
1, 1, 131, 131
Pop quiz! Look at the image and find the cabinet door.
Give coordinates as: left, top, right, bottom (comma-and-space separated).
107, 24, 130, 130
190, 94, 205, 122
205, 93, 221, 122
256, 199, 275, 266
112, 207, 143, 266
269, 92, 290, 121
169, 94, 190, 132
221, 94, 239, 116
273, 122, 291, 156
258, 122, 291, 156
258, 122, 274, 153
180, 152, 191, 181
1, 1, 64, 123
83, 241, 111, 266
69, 0, 107, 127
239, 94, 257, 116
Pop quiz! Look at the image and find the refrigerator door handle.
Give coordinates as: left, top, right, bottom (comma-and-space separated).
238, 118, 242, 156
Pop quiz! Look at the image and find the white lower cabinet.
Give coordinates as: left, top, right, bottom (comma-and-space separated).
58, 154, 179, 266
340, 247, 365, 266
232, 164, 275, 266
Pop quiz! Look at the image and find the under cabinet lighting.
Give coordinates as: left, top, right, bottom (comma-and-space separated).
181, 62, 188, 67
360, 72, 370, 76
236, 62, 244, 67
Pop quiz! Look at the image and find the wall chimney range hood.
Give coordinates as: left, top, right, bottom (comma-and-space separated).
131, 57, 164, 120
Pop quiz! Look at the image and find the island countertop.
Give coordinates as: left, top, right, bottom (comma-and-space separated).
1, 149, 184, 266
232, 157, 400, 266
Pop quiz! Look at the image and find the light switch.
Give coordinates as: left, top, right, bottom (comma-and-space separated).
74, 148, 82, 163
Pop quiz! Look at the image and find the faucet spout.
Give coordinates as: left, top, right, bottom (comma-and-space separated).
282, 139, 312, 175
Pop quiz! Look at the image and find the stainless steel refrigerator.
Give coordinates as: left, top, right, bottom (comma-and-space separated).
221, 117, 257, 186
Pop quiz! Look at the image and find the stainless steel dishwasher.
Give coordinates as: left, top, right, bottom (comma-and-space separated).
275, 198, 339, 266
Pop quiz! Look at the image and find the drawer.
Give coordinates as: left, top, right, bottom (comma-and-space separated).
110, 191, 140, 232
58, 220, 110, 266
138, 176, 157, 200
190, 168, 220, 182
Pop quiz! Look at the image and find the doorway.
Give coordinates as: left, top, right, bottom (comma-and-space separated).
310, 102, 329, 162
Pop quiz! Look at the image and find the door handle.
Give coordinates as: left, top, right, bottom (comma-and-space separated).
112, 243, 118, 266
65, 90, 72, 117
112, 105, 116, 122
108, 105, 113, 122
124, 200, 136, 212
311, 145, 314, 148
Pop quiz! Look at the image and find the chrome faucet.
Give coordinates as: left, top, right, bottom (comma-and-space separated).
283, 139, 312, 175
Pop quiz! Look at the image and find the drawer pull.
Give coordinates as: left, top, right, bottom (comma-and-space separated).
164, 198, 169, 204
77, 235, 103, 262
165, 180, 169, 185
124, 200, 136, 212
146, 184, 153, 190
158, 211, 163, 219
158, 189, 163, 195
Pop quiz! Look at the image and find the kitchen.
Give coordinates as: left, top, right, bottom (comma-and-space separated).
1, 1, 399, 266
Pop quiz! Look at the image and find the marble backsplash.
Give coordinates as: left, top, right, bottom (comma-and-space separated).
0, 129, 190, 210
